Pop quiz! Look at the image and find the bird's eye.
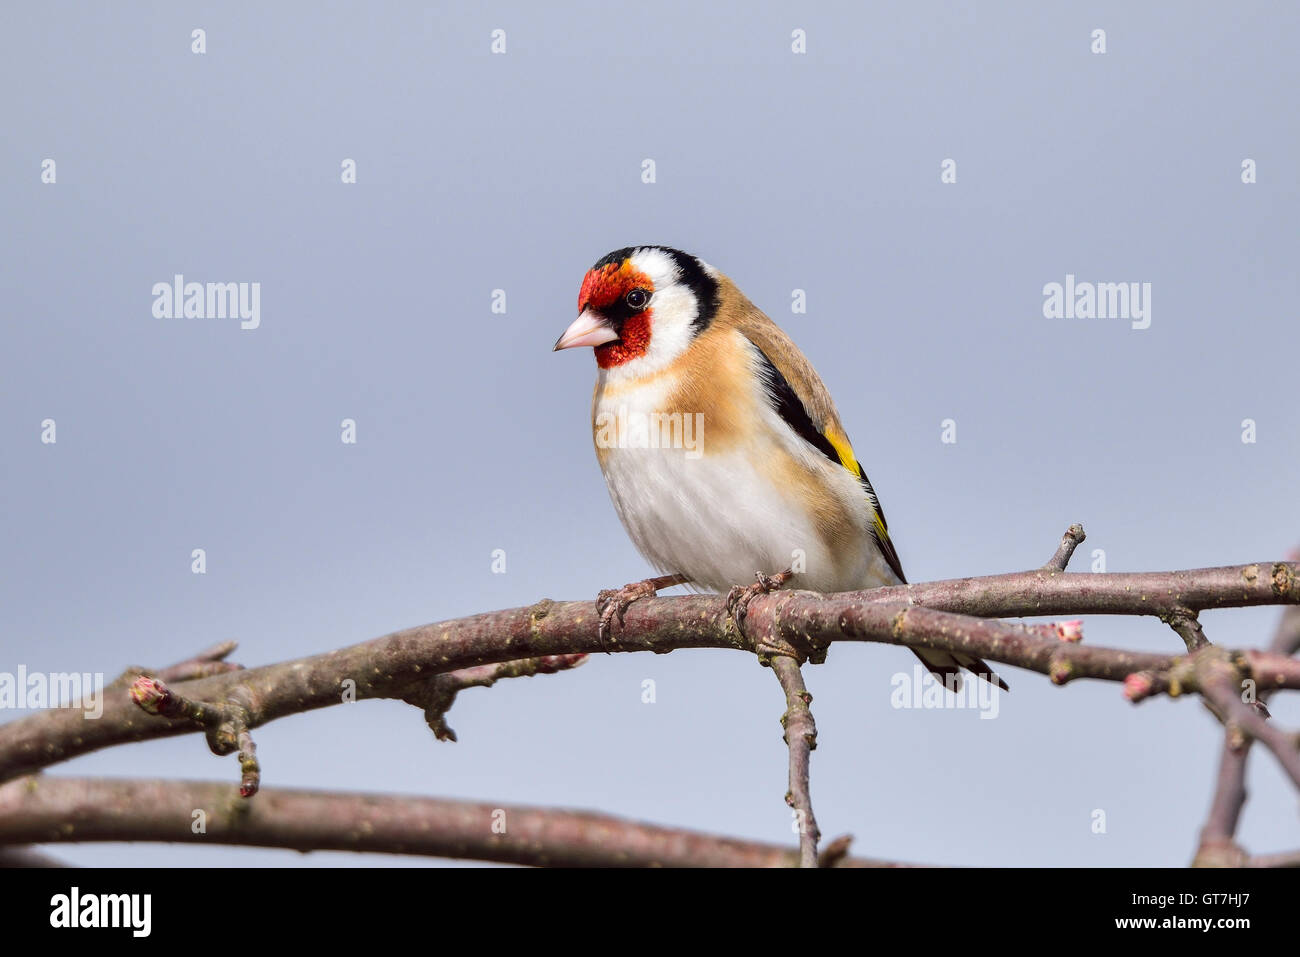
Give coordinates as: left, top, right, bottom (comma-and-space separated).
625, 288, 649, 309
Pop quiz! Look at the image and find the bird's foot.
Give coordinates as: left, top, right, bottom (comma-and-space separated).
596, 573, 689, 651
726, 568, 794, 636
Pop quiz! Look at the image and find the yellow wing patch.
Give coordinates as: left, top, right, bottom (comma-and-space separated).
823, 427, 859, 475
825, 426, 906, 582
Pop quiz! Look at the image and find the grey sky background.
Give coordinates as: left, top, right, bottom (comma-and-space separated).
2, 1, 1297, 867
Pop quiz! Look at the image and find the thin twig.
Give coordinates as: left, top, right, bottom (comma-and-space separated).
1199, 666, 1300, 792
1042, 523, 1086, 572
155, 640, 243, 682
1195, 741, 1251, 861
399, 654, 588, 742
128, 676, 262, 797
1167, 610, 1211, 652
818, 834, 855, 868
770, 656, 819, 867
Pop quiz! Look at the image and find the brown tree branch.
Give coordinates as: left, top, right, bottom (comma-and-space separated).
0, 845, 70, 867
1194, 742, 1252, 866
2, 528, 1299, 867
0, 777, 909, 868
873, 560, 1300, 620
1243, 849, 1300, 868
396, 653, 589, 742
128, 675, 262, 796
1194, 603, 1300, 866
770, 656, 820, 867
3, 559, 1300, 793
1197, 663, 1300, 791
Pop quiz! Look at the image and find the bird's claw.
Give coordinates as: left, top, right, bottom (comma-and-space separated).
596, 580, 658, 651
726, 568, 794, 630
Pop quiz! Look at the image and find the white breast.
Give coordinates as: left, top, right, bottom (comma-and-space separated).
592, 364, 892, 594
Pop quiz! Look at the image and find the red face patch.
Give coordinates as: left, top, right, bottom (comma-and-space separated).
577, 259, 655, 368
578, 259, 653, 312
593, 314, 651, 368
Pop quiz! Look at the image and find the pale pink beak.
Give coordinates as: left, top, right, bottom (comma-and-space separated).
553, 309, 619, 351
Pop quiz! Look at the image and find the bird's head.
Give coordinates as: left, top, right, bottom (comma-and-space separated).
553, 246, 720, 376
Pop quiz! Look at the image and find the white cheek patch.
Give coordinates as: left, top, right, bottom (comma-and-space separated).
641, 284, 698, 361
603, 248, 701, 382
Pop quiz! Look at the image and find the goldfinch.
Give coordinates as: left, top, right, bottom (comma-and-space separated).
554, 245, 1006, 690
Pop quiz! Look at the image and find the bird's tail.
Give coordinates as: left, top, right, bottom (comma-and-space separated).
912, 648, 1010, 693
877, 554, 1007, 692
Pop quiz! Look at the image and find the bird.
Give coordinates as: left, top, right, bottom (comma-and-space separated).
553, 245, 1006, 691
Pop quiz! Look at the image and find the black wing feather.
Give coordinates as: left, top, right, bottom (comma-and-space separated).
751, 344, 907, 583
